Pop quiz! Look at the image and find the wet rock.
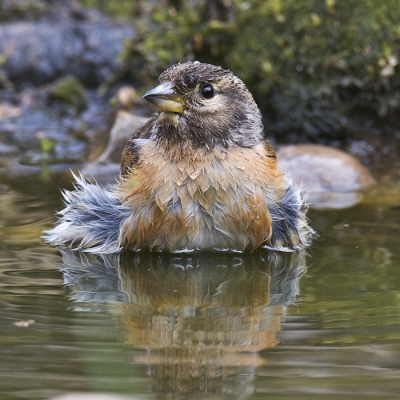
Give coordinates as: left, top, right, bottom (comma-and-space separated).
2, 158, 76, 180
0, 0, 88, 23
50, 76, 87, 111
0, 142, 18, 155
82, 111, 150, 182
0, 20, 134, 87
49, 393, 140, 400
0, 106, 85, 163
98, 111, 150, 164
0, 87, 111, 177
277, 144, 376, 209
0, 104, 21, 119
116, 86, 137, 109
111, 85, 155, 117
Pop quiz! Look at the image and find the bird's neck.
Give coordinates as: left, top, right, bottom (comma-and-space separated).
151, 112, 231, 157
155, 137, 222, 164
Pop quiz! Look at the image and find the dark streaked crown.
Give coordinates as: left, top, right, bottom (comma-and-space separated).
149, 61, 265, 150
159, 62, 231, 93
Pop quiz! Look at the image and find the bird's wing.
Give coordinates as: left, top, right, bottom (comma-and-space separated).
120, 115, 157, 177
262, 139, 277, 160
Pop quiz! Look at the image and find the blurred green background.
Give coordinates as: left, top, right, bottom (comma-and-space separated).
82, 0, 400, 141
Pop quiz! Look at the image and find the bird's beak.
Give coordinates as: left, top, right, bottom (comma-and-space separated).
143, 82, 185, 113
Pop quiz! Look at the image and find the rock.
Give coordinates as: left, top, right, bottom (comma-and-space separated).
48, 393, 140, 400
0, 20, 134, 87
96, 111, 150, 164
0, 0, 88, 23
0, 142, 18, 155
112, 86, 155, 116
276, 144, 376, 209
2, 158, 76, 179
0, 104, 21, 119
0, 87, 111, 169
116, 86, 137, 109
82, 111, 150, 182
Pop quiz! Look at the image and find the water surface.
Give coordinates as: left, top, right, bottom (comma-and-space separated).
0, 174, 399, 400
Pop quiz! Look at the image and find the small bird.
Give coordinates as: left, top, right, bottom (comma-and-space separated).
45, 61, 312, 253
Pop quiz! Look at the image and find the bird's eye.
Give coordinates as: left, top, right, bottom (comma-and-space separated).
201, 84, 215, 99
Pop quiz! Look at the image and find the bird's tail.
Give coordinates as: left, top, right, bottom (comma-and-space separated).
43, 173, 131, 253
268, 181, 315, 252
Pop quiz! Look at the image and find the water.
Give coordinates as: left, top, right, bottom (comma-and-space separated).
0, 174, 400, 400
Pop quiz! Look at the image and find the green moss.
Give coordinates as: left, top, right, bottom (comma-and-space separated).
122, 0, 400, 140
76, 0, 140, 18
38, 137, 55, 155
50, 76, 87, 112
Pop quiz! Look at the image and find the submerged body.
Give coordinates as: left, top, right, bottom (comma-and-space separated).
45, 62, 312, 253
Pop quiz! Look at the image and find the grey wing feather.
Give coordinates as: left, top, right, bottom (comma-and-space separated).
43, 173, 131, 253
120, 115, 156, 176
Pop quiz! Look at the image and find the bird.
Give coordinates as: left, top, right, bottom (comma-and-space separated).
45, 61, 313, 253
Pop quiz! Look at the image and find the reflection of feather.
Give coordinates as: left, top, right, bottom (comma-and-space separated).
60, 248, 308, 398
60, 249, 306, 312
60, 249, 126, 304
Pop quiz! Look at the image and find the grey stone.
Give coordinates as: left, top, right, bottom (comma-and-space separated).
277, 144, 376, 209
82, 111, 150, 183
0, 21, 134, 87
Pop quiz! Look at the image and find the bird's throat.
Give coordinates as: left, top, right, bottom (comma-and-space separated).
158, 111, 179, 127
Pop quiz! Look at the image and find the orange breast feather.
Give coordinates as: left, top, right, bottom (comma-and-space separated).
117, 142, 286, 251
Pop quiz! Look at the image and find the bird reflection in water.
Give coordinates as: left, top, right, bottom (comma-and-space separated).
60, 249, 307, 399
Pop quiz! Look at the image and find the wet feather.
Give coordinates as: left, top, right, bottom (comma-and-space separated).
44, 61, 313, 253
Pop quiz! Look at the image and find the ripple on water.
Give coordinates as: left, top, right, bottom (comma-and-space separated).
0, 178, 400, 399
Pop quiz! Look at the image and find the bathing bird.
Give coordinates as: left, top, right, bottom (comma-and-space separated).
45, 61, 312, 253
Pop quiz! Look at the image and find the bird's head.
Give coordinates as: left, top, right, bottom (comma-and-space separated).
143, 61, 264, 151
